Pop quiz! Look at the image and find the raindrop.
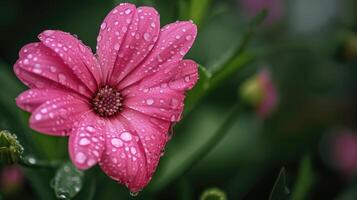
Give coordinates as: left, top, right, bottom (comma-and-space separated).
186, 35, 192, 41
75, 152, 86, 164
111, 138, 123, 147
35, 113, 42, 120
125, 8, 132, 14
146, 99, 154, 105
143, 33, 151, 41
184, 76, 190, 82
114, 43, 120, 50
121, 132, 132, 141
100, 22, 107, 30
79, 138, 90, 146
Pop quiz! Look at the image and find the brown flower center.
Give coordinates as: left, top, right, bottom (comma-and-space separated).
91, 85, 123, 117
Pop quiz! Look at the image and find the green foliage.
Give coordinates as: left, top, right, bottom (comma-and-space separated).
52, 162, 84, 200
269, 168, 290, 200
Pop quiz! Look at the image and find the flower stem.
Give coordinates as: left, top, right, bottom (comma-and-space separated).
149, 103, 243, 193
18, 156, 61, 169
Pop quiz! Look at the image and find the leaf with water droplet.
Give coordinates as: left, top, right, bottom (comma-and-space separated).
184, 65, 211, 113
52, 162, 84, 200
268, 167, 290, 200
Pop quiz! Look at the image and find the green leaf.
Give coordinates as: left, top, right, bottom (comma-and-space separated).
184, 65, 211, 113
290, 155, 314, 200
147, 104, 241, 193
52, 162, 84, 200
269, 167, 290, 200
189, 0, 213, 26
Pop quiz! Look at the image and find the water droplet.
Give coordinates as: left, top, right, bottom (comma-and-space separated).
122, 26, 128, 33
114, 43, 120, 50
75, 152, 86, 164
100, 22, 107, 30
143, 33, 151, 41
130, 147, 137, 155
146, 99, 154, 105
175, 35, 181, 39
111, 138, 123, 147
50, 66, 57, 72
125, 8, 132, 14
86, 126, 95, 132
184, 76, 190, 82
120, 132, 132, 141
87, 159, 96, 166
58, 73, 67, 83
23, 59, 29, 65
150, 22, 156, 28
186, 35, 192, 41
35, 113, 42, 120
79, 138, 90, 146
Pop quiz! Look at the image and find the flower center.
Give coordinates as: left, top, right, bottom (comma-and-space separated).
91, 85, 123, 117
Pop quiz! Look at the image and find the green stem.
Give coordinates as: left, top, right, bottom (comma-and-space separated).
149, 103, 242, 193
18, 156, 61, 169
290, 155, 314, 200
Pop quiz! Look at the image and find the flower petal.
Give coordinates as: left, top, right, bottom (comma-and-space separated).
38, 30, 102, 91
118, 21, 197, 89
16, 89, 71, 112
96, 3, 160, 86
29, 95, 89, 136
122, 60, 198, 122
14, 42, 92, 97
69, 112, 105, 170
99, 110, 170, 192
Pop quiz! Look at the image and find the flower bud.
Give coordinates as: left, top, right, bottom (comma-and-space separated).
240, 68, 278, 118
0, 130, 24, 164
200, 187, 227, 200
0, 166, 24, 194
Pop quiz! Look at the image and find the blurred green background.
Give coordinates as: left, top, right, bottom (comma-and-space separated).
0, 0, 357, 199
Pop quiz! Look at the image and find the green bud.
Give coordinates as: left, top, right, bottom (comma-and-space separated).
0, 130, 24, 164
200, 187, 227, 200
239, 74, 264, 107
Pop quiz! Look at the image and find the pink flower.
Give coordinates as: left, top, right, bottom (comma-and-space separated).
14, 3, 198, 192
240, 0, 283, 25
0, 166, 24, 194
256, 69, 278, 118
331, 130, 357, 176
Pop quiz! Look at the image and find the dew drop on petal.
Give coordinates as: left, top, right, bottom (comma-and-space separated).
114, 43, 120, 50
35, 113, 42, 120
186, 35, 192, 41
79, 138, 91, 146
184, 76, 190, 82
111, 138, 123, 148
120, 132, 132, 141
75, 152, 86, 164
146, 99, 154, 105
100, 22, 107, 30
125, 8, 132, 14
86, 126, 95, 133
87, 159, 96, 166
143, 33, 151, 41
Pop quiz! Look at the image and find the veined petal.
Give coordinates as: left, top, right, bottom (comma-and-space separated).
99, 110, 170, 192
38, 30, 102, 91
96, 3, 160, 86
122, 60, 198, 122
69, 112, 106, 170
29, 95, 89, 136
118, 21, 197, 89
14, 43, 93, 97
16, 89, 73, 112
